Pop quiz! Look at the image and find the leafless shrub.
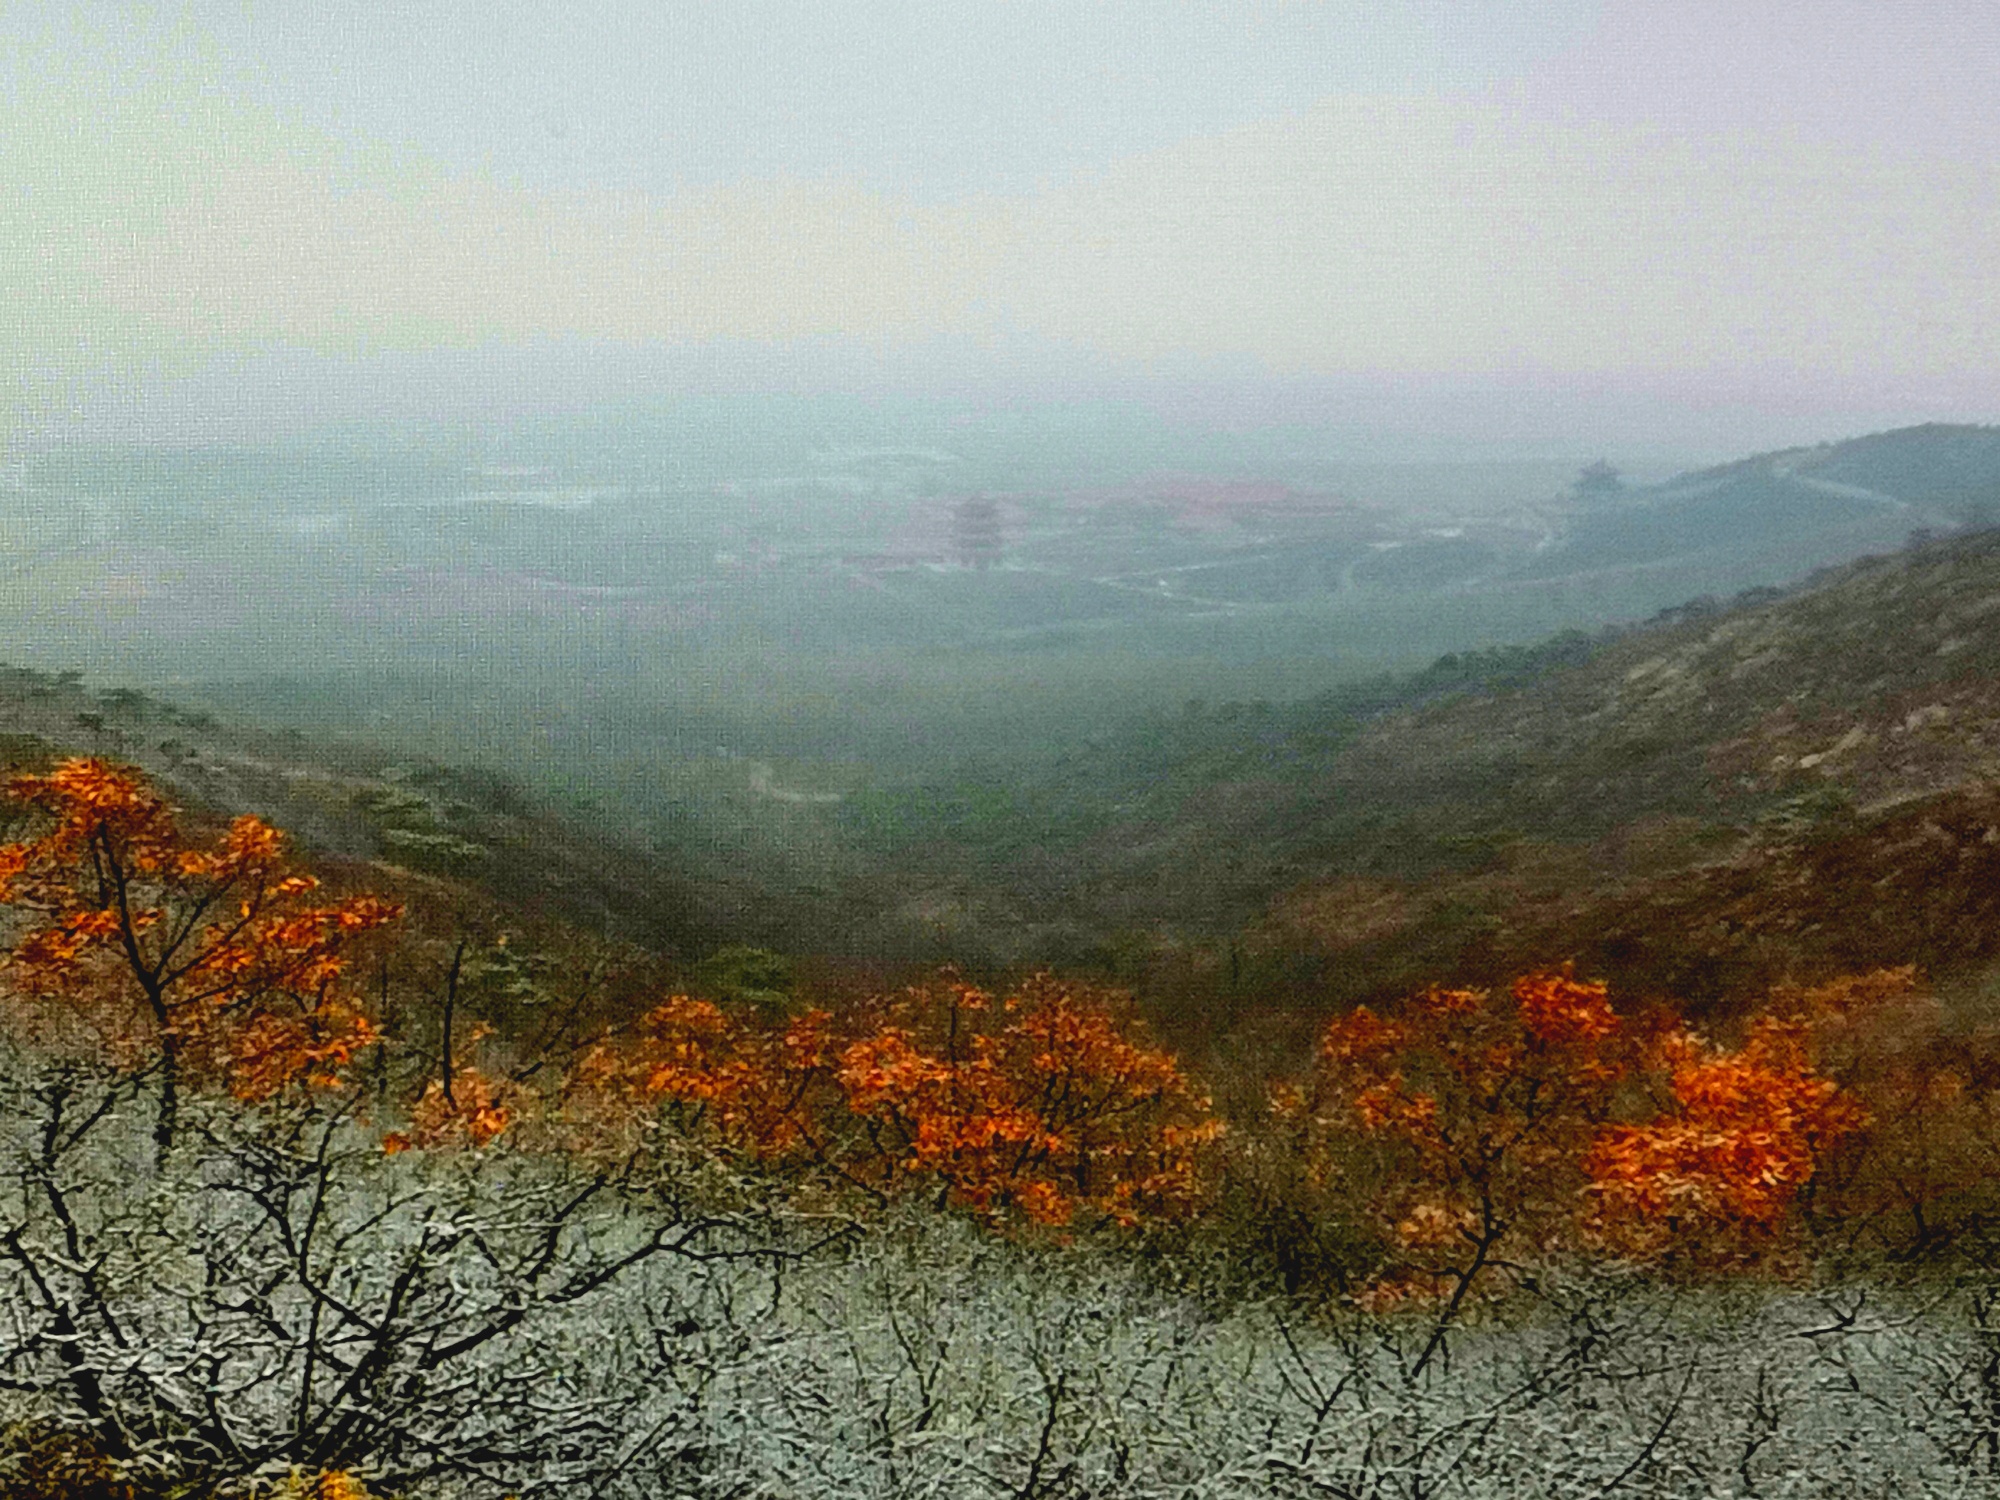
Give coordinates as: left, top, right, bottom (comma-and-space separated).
3, 1046, 1999, 1498
0, 1049, 801, 1498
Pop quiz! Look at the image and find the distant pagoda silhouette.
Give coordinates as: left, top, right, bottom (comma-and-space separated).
950, 494, 1004, 570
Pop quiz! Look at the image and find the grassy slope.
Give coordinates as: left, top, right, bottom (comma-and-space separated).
1190, 526, 2000, 1013
0, 667, 714, 958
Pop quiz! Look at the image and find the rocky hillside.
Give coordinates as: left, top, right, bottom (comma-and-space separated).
1224, 525, 2000, 1009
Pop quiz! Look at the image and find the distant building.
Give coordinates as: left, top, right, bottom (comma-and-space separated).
1572, 460, 1624, 502
950, 495, 1004, 570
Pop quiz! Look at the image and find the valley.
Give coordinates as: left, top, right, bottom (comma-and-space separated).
6, 419, 1999, 1009
5, 419, 2000, 1500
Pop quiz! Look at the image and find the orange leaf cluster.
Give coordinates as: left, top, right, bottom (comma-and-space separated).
1313, 969, 1627, 1168
0, 760, 401, 1104
573, 974, 1218, 1226
386, 1066, 516, 1153
1511, 970, 1620, 1051
569, 995, 833, 1160
835, 976, 1220, 1224
1586, 1017, 1868, 1260
225, 1002, 382, 1102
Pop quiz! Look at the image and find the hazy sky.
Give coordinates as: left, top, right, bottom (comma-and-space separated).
3, 2, 1995, 453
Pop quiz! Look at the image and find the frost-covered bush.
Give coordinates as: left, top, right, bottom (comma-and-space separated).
594, 1221, 2000, 1500
8, 1050, 2000, 1498
0, 1052, 798, 1497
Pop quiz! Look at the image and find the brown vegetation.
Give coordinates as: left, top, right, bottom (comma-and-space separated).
15, 762, 2000, 1495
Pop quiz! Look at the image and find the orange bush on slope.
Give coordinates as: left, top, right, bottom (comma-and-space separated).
1287, 971, 1630, 1314
1585, 1015, 1869, 1263
570, 973, 1220, 1226
1294, 968, 1873, 1308
0, 759, 400, 1147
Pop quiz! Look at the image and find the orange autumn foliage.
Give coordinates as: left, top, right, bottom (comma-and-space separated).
266, 1472, 378, 1500
384, 1065, 517, 1153
572, 974, 1219, 1226
1299, 968, 1866, 1290
1585, 1015, 1869, 1260
565, 994, 834, 1164
0, 759, 1934, 1291
833, 975, 1222, 1225
0, 760, 399, 1131
1722, 967, 1985, 1262
1295, 970, 1631, 1295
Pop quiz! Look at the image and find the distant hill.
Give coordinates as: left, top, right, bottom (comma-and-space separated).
1683, 423, 2000, 523
0, 667, 712, 956
1513, 423, 2000, 591
1045, 518, 2000, 1013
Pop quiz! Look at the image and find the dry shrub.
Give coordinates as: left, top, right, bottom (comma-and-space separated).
0, 1424, 139, 1500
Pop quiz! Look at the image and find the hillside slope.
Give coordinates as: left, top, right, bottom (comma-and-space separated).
0, 667, 711, 955
1513, 423, 2000, 589
1206, 526, 2000, 1007
8, 422, 1999, 1012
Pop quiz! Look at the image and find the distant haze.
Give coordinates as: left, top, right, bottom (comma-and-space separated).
4, 1, 1995, 457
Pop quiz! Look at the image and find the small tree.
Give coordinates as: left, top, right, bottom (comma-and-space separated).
1294, 969, 1869, 1344
0, 759, 400, 1157
832, 973, 1222, 1225
1291, 971, 1627, 1361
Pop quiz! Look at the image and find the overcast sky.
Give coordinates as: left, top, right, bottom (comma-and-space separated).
3, 2, 1995, 454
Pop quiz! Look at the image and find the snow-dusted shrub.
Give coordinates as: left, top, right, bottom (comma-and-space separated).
0, 1050, 802, 1497
594, 1221, 1999, 1500
7, 1047, 2000, 1498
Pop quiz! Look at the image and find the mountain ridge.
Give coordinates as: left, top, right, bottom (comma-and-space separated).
1204, 523, 2000, 1010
